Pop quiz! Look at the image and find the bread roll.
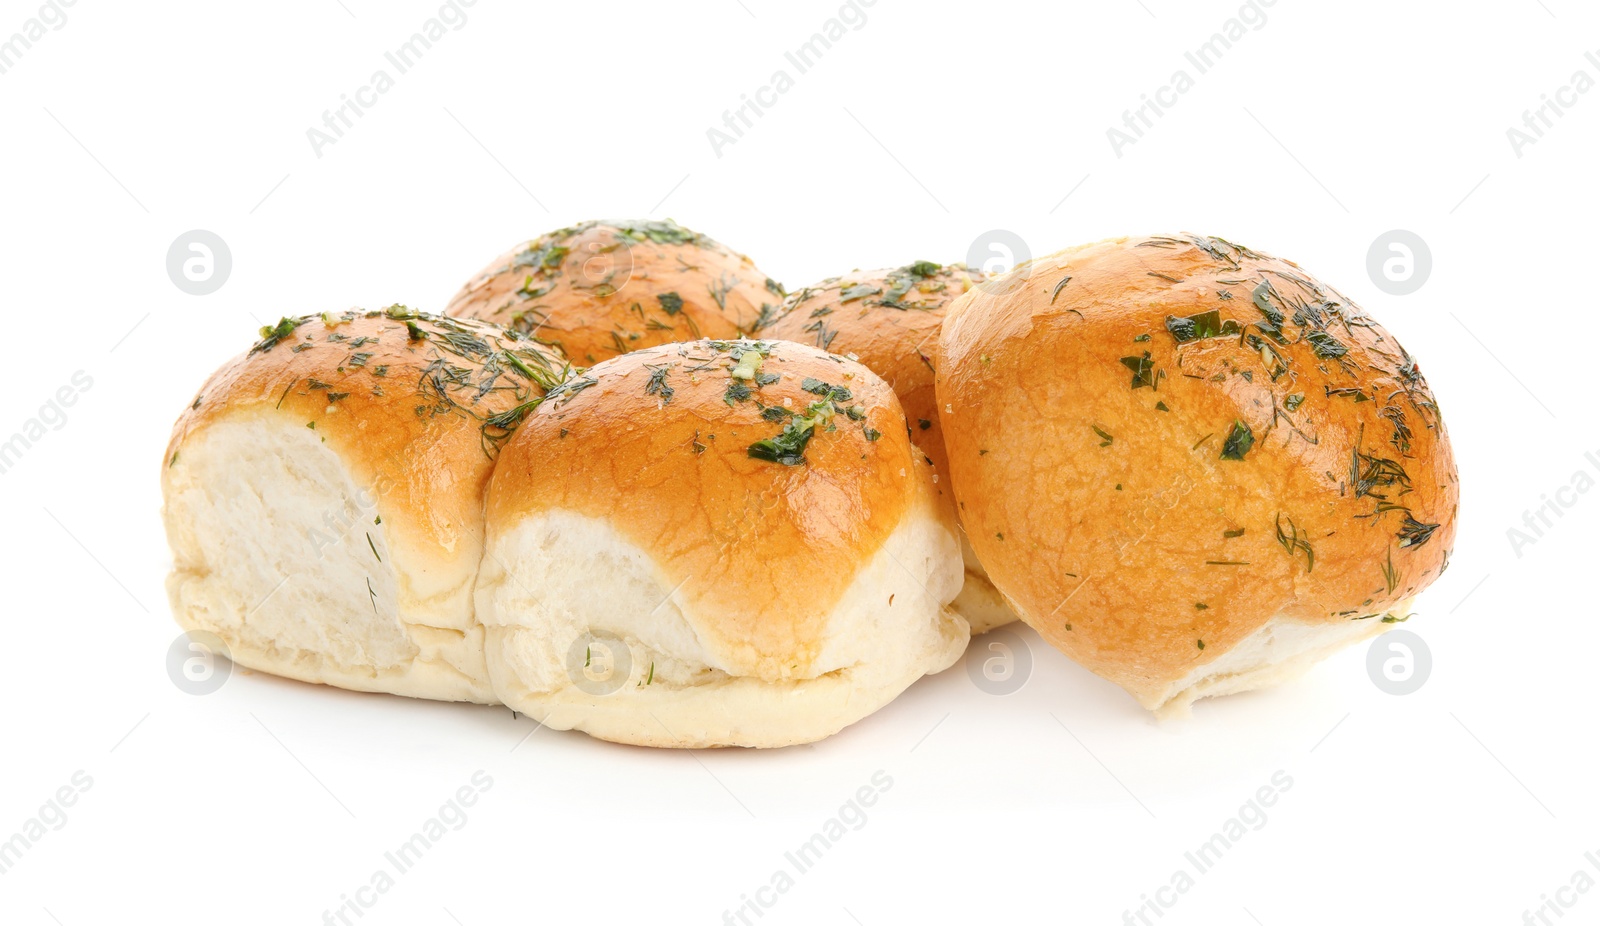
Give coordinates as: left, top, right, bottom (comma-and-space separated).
476, 338, 967, 747
162, 308, 571, 702
937, 235, 1458, 715
762, 261, 1016, 634
446, 219, 782, 365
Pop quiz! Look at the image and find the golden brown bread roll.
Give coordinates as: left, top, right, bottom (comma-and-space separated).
445, 218, 783, 365
475, 338, 967, 747
161, 308, 571, 702
936, 234, 1459, 715
761, 260, 1016, 634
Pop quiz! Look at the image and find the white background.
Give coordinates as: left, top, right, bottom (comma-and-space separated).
2, 1, 1597, 923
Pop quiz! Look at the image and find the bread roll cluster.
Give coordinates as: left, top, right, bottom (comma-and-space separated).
161, 223, 1459, 745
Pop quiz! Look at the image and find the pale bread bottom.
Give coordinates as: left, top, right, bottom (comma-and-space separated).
1146, 601, 1414, 719
476, 508, 968, 748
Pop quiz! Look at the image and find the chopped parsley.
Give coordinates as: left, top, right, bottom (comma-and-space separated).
1306, 330, 1348, 360
1275, 514, 1315, 573
253, 317, 303, 353
1219, 421, 1255, 460
1397, 517, 1440, 548
749, 400, 833, 465
645, 367, 674, 404
1119, 352, 1155, 389
801, 377, 852, 403
1165, 309, 1239, 344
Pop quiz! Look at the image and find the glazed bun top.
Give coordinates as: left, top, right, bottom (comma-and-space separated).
445, 218, 783, 365
937, 235, 1458, 690
761, 260, 984, 486
165, 307, 570, 558
484, 338, 928, 676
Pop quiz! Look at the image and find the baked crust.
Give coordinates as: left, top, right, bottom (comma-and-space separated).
445, 219, 782, 365
761, 260, 984, 489
761, 261, 1017, 632
936, 234, 1459, 707
484, 338, 925, 677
